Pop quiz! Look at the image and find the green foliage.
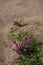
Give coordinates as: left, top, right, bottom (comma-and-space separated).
17, 30, 43, 65
18, 54, 43, 65
15, 30, 41, 55
7, 29, 43, 65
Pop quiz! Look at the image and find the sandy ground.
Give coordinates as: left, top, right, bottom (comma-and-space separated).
0, 0, 43, 65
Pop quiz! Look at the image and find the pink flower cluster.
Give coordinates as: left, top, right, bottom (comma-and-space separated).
12, 40, 21, 51
12, 35, 32, 52
23, 35, 31, 44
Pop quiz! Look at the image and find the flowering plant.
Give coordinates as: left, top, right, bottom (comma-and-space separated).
8, 30, 43, 65
12, 35, 31, 52
12, 31, 39, 55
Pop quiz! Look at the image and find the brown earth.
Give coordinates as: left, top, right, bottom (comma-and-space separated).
0, 0, 43, 65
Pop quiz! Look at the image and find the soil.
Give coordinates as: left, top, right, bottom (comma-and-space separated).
0, 0, 43, 65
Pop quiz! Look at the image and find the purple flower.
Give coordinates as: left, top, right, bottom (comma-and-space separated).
23, 46, 28, 52
26, 38, 31, 44
15, 44, 21, 51
24, 46, 28, 49
23, 35, 32, 44
23, 35, 28, 41
12, 40, 16, 44
23, 48, 27, 52
12, 40, 18, 46
12, 40, 22, 51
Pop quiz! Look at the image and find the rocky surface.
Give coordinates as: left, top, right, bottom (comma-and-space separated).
0, 0, 43, 65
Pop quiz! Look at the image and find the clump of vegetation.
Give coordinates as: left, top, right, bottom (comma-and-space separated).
8, 29, 43, 65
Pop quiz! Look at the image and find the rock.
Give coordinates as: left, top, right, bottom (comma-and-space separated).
13, 17, 29, 26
